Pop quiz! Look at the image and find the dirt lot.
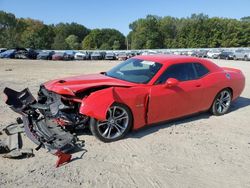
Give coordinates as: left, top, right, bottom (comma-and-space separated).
0, 58, 250, 188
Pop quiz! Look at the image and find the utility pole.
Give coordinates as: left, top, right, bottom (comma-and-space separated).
126, 37, 129, 50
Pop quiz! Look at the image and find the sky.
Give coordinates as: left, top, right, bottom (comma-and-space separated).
1, 0, 250, 35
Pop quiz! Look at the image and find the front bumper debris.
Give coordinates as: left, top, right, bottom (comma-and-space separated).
3, 87, 85, 167
0, 120, 34, 159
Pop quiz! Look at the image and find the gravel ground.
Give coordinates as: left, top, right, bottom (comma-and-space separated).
0, 58, 250, 188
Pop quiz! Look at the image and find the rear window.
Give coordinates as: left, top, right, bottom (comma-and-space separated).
193, 63, 209, 78
155, 63, 196, 84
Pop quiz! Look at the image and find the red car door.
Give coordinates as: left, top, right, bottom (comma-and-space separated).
147, 63, 206, 124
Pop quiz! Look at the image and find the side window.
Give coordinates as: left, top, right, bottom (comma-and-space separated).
155, 63, 196, 84
193, 63, 209, 78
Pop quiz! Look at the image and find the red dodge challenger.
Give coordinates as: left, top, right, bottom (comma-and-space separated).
4, 55, 245, 155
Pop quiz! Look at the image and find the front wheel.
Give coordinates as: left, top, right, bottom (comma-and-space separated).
90, 103, 133, 142
211, 89, 232, 116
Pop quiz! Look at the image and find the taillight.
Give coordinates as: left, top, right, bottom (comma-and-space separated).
3, 93, 8, 103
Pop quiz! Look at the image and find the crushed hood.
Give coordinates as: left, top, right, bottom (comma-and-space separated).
43, 73, 136, 96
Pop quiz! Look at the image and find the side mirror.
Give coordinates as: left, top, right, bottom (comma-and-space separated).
165, 78, 179, 88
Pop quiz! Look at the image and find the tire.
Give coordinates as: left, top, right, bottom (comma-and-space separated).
244, 56, 248, 61
211, 89, 232, 116
90, 103, 133, 142
233, 56, 237, 60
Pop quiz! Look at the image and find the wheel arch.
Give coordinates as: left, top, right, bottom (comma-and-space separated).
79, 87, 116, 121
79, 86, 149, 130
210, 87, 233, 110
226, 87, 233, 98
79, 87, 134, 127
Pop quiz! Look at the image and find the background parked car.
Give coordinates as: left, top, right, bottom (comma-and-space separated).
65, 51, 76, 60
197, 50, 208, 58
105, 52, 116, 60
74, 52, 89, 60
233, 49, 250, 61
244, 50, 250, 61
207, 50, 222, 59
52, 52, 71, 60
191, 51, 199, 57
190, 50, 207, 58
0, 48, 7, 53
14, 48, 38, 59
37, 51, 55, 60
0, 49, 16, 58
218, 51, 234, 60
14, 48, 28, 59
91, 52, 105, 60
117, 52, 128, 60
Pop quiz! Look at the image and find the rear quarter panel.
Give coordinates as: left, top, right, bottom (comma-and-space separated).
200, 69, 245, 110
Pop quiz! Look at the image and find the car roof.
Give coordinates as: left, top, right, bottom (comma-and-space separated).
134, 55, 221, 72
134, 55, 205, 64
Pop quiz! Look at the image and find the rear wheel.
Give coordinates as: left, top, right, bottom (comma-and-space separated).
211, 89, 232, 116
90, 103, 132, 142
244, 56, 248, 61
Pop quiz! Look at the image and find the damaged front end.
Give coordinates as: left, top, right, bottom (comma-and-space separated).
3, 86, 86, 167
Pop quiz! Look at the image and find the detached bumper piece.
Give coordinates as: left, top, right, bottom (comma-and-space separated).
3, 87, 84, 167
0, 121, 34, 159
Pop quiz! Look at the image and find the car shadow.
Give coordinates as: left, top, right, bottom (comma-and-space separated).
229, 96, 250, 112
127, 96, 250, 139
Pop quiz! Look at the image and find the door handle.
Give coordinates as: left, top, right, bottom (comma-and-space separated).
196, 84, 201, 87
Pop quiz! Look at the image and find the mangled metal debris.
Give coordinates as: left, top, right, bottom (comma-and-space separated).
0, 121, 34, 159
2, 87, 85, 167
0, 139, 9, 154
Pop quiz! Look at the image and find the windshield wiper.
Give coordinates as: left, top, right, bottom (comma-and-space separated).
101, 72, 107, 75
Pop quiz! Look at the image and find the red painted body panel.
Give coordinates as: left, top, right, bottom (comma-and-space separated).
80, 87, 115, 121
80, 86, 149, 129
43, 55, 245, 130
148, 79, 204, 124
44, 73, 136, 96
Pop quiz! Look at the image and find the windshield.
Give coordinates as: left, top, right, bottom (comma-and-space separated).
118, 53, 127, 56
3, 50, 15, 54
39, 52, 49, 55
55, 52, 64, 55
106, 58, 162, 84
106, 53, 114, 56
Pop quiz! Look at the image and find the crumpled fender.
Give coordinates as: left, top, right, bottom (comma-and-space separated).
79, 87, 116, 121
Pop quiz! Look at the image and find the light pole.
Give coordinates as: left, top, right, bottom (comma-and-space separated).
126, 37, 129, 50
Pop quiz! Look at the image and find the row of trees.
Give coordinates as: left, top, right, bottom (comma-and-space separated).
0, 11, 250, 50
128, 14, 250, 49
0, 11, 125, 50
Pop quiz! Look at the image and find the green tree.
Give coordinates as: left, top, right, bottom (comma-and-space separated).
82, 29, 125, 50
20, 18, 55, 49
112, 40, 121, 50
0, 11, 25, 48
65, 34, 80, 49
129, 15, 164, 49
52, 22, 90, 50
129, 14, 250, 49
241, 16, 250, 22
1, 10, 250, 49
